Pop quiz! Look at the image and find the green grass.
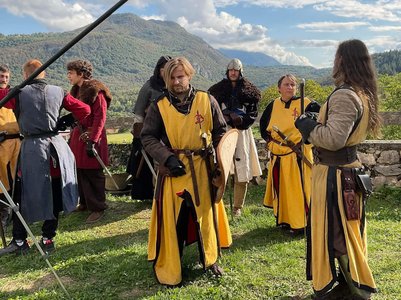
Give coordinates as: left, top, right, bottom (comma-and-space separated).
107, 128, 261, 144
0, 185, 400, 299
107, 133, 133, 144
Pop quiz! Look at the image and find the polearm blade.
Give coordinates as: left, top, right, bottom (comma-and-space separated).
0, 0, 129, 109
0, 179, 71, 298
92, 149, 120, 190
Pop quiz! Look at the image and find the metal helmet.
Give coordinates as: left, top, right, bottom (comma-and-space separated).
227, 58, 243, 71
226, 58, 243, 77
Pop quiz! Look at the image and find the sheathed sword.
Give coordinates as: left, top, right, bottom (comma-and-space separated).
92, 148, 120, 190
272, 125, 312, 168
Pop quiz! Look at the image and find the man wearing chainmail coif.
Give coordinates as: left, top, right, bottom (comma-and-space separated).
208, 59, 262, 217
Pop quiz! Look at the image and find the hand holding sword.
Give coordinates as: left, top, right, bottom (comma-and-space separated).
272, 125, 312, 168
91, 147, 120, 190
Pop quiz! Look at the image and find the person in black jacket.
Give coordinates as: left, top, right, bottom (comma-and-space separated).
208, 58, 262, 217
126, 56, 171, 200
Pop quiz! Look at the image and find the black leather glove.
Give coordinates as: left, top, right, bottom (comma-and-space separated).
56, 113, 76, 131
165, 156, 186, 177
305, 101, 321, 114
295, 113, 319, 143
86, 140, 96, 158
222, 109, 233, 126
305, 101, 321, 121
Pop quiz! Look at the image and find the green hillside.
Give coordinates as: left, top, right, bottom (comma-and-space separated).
372, 50, 401, 75
1, 13, 399, 116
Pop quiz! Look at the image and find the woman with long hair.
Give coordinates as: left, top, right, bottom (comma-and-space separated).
295, 39, 379, 299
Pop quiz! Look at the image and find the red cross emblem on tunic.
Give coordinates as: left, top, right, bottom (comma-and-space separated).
195, 110, 204, 129
292, 108, 299, 120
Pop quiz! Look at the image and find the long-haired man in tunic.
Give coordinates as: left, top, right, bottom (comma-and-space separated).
0, 59, 90, 255
141, 57, 232, 286
295, 39, 379, 299
208, 58, 262, 217
67, 60, 112, 224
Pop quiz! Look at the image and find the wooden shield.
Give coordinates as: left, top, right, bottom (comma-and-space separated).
214, 129, 239, 202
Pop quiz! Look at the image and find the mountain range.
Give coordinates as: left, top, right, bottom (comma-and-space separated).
0, 13, 330, 86
219, 49, 281, 67
0, 13, 400, 116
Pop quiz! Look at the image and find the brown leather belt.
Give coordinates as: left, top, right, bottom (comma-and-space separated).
313, 146, 357, 166
1, 133, 22, 140
171, 148, 208, 206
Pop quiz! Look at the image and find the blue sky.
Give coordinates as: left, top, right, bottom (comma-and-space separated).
0, 0, 400, 68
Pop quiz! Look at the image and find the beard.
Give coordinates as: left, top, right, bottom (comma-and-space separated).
171, 83, 189, 96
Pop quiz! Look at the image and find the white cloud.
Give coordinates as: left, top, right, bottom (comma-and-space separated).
141, 14, 166, 21
0, 0, 95, 31
150, 0, 312, 65
313, 0, 401, 22
2, 0, 400, 67
294, 39, 339, 48
365, 36, 401, 54
297, 21, 369, 32
214, 0, 327, 9
369, 25, 401, 32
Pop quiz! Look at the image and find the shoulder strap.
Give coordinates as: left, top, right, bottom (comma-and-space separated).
325, 85, 362, 136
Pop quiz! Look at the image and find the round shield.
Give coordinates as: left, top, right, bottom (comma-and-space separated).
214, 129, 239, 202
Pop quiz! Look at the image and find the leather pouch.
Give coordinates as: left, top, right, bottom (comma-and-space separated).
341, 168, 359, 220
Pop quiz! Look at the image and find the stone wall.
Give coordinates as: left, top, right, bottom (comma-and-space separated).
109, 139, 401, 188
106, 111, 401, 132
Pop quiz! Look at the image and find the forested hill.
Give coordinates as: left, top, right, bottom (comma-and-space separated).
372, 50, 401, 75
0, 13, 229, 91
0, 13, 399, 116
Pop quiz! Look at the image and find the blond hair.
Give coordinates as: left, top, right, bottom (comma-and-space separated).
163, 57, 195, 91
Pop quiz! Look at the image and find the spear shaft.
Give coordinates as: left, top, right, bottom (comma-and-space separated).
0, 0, 128, 108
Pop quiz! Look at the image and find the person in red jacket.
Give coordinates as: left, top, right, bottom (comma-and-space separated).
67, 60, 112, 224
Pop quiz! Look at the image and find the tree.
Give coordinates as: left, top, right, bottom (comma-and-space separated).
260, 79, 332, 111
260, 85, 279, 110
304, 79, 332, 105
378, 73, 401, 111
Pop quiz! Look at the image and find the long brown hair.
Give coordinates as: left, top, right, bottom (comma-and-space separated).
332, 39, 381, 137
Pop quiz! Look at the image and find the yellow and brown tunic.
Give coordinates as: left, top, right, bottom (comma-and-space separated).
307, 87, 376, 295
260, 97, 313, 230
143, 89, 232, 286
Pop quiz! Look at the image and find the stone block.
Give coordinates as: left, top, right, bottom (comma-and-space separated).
374, 164, 401, 177
372, 176, 386, 188
358, 153, 376, 166
377, 150, 400, 164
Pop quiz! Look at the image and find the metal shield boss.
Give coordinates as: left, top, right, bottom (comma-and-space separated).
213, 129, 239, 202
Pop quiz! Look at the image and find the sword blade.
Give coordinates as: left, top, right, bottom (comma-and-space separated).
93, 149, 120, 190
